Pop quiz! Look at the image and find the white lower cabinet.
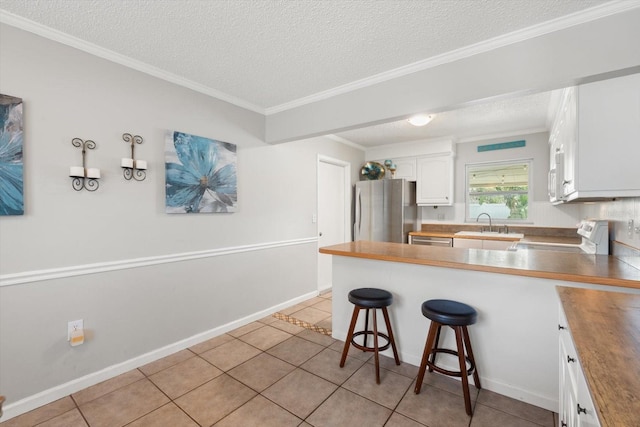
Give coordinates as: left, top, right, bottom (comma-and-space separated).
558, 304, 601, 427
453, 238, 513, 250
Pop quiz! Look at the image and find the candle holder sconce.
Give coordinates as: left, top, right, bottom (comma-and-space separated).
121, 133, 147, 181
70, 138, 100, 191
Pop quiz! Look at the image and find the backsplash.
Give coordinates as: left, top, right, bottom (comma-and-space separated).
581, 197, 640, 250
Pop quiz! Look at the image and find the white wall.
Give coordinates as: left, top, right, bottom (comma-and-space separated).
421, 132, 582, 227
0, 23, 364, 415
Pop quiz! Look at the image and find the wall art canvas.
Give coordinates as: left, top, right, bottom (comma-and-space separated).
0, 94, 24, 216
165, 131, 237, 213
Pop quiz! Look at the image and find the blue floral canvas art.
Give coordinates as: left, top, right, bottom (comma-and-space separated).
165, 131, 237, 213
0, 94, 24, 216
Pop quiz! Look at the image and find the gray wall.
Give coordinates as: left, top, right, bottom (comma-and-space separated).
421, 132, 582, 226
0, 23, 364, 409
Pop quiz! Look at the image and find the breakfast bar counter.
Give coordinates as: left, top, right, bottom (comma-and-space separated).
320, 241, 640, 413
319, 240, 640, 289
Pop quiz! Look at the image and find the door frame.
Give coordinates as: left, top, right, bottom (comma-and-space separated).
317, 155, 352, 292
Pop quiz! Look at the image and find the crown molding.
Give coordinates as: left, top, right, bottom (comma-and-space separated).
2, 1, 637, 117
265, 1, 640, 115
0, 10, 266, 114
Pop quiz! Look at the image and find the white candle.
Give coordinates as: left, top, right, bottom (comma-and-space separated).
135, 159, 147, 170
121, 158, 134, 168
86, 168, 101, 179
69, 166, 85, 177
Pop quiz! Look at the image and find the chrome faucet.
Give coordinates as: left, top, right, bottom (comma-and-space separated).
476, 213, 493, 232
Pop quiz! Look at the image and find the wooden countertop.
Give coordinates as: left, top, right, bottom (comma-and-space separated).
319, 241, 640, 289
557, 287, 640, 427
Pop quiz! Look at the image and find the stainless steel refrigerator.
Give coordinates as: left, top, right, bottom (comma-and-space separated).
354, 179, 418, 243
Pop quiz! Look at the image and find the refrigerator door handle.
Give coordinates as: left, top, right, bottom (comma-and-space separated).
355, 187, 361, 238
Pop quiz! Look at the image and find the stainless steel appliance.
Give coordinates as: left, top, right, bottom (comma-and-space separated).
408, 235, 453, 247
354, 179, 418, 243
512, 219, 609, 254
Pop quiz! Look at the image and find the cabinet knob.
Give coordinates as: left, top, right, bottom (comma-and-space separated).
567, 355, 576, 363
558, 324, 566, 330
577, 404, 587, 415
561, 422, 567, 427
562, 179, 572, 185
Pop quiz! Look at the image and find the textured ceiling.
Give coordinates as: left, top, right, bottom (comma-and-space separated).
0, 0, 608, 111
333, 91, 553, 147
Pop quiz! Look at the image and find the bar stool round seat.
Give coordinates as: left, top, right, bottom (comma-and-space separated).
414, 299, 481, 416
340, 288, 400, 384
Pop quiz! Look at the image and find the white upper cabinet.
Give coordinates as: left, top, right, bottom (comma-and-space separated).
550, 73, 640, 202
416, 154, 454, 206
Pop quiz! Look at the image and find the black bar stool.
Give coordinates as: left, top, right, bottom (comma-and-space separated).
414, 299, 481, 415
339, 288, 400, 383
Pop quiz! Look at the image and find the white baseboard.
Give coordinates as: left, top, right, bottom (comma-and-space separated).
1, 290, 317, 422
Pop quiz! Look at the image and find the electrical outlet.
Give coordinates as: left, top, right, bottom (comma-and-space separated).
628, 219, 634, 238
68, 319, 83, 341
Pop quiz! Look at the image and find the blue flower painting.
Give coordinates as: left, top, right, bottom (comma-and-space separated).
0, 94, 24, 216
165, 131, 237, 213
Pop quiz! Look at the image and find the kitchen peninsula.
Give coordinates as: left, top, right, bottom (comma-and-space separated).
319, 241, 640, 413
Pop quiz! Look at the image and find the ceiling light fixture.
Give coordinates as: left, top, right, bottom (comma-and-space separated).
407, 114, 433, 127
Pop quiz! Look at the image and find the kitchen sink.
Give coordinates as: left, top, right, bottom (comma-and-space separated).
455, 231, 524, 239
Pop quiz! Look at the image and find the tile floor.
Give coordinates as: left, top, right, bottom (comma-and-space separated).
1, 291, 556, 426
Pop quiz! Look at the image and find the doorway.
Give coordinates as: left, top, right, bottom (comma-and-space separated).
317, 155, 351, 293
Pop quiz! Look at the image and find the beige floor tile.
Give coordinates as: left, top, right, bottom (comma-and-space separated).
149, 356, 222, 399
296, 329, 336, 347
279, 302, 309, 315
228, 352, 295, 392
373, 354, 419, 378
0, 397, 76, 427
300, 347, 366, 385
329, 339, 375, 362
316, 317, 332, 330
342, 363, 413, 409
72, 369, 145, 406
395, 384, 472, 427
310, 298, 332, 313
417, 370, 479, 400
306, 388, 392, 427
384, 412, 427, 426
188, 333, 234, 354
199, 338, 261, 371
289, 306, 331, 324
262, 369, 337, 419
476, 389, 554, 426
138, 349, 195, 376
257, 314, 280, 325
237, 324, 292, 351
127, 402, 198, 427
78, 379, 169, 427
300, 296, 326, 307
215, 395, 301, 427
266, 336, 325, 366
32, 408, 87, 427
268, 318, 307, 335
227, 321, 264, 338
470, 403, 544, 427
175, 374, 256, 426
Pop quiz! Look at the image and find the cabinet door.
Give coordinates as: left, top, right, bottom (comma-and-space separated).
560, 87, 577, 198
576, 369, 601, 427
394, 158, 417, 181
453, 238, 481, 249
416, 155, 453, 205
